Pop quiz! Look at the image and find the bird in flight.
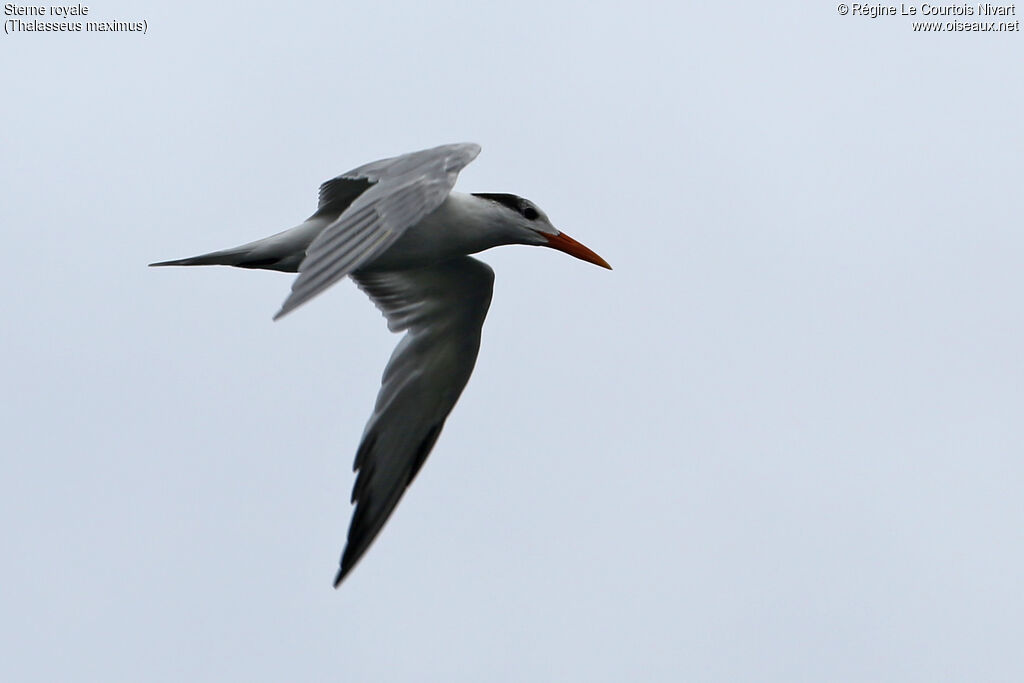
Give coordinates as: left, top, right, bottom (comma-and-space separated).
151, 143, 611, 586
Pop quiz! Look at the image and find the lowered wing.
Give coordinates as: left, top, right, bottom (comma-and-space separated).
335, 256, 495, 586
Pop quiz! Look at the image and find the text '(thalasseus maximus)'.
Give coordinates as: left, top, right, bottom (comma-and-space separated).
151, 143, 611, 587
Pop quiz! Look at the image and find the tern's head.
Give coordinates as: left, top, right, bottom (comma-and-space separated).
471, 192, 612, 270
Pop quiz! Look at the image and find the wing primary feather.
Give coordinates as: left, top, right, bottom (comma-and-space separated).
354, 431, 378, 472
409, 424, 443, 483
350, 461, 377, 504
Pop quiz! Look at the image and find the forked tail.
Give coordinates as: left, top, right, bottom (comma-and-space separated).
148, 217, 329, 273
149, 246, 266, 268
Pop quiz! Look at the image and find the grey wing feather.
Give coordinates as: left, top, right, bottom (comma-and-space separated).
274, 142, 482, 320
315, 176, 373, 216
334, 256, 494, 586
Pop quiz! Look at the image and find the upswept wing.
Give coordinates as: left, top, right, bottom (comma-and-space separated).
274, 142, 482, 320
335, 256, 495, 586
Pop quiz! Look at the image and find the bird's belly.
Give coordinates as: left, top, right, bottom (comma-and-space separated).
364, 227, 449, 270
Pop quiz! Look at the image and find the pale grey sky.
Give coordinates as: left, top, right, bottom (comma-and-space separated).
3, 1, 1022, 681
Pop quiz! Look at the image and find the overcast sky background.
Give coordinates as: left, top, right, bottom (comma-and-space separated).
2, 1, 1022, 681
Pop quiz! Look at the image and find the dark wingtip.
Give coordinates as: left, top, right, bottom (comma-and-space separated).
333, 564, 349, 589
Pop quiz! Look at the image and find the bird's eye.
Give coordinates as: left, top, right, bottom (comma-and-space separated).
523, 207, 539, 220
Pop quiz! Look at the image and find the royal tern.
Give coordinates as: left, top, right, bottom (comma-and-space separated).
151, 143, 611, 586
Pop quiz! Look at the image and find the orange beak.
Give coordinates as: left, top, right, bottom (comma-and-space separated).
542, 231, 612, 270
